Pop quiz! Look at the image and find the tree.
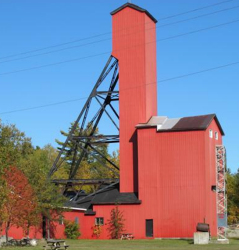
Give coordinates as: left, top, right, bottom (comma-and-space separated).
2, 166, 38, 241
107, 206, 125, 239
0, 120, 33, 170
0, 120, 34, 229
56, 122, 119, 193
18, 145, 66, 238
227, 169, 239, 224
0, 121, 65, 238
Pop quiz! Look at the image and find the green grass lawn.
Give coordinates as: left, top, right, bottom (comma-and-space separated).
1, 239, 239, 250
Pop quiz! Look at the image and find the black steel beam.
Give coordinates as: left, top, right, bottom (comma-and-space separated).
52, 178, 119, 185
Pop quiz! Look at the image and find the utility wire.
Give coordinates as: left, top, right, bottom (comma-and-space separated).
0, 0, 236, 61
157, 0, 236, 21
1, 59, 238, 115
0, 18, 239, 76
0, 97, 88, 115
1, 4, 239, 65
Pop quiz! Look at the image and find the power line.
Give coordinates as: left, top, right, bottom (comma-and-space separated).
0, 97, 88, 115
0, 0, 236, 61
1, 4, 239, 65
0, 18, 239, 76
157, 61, 239, 83
1, 59, 238, 115
157, 0, 236, 21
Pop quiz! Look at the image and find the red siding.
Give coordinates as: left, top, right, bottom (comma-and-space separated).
137, 128, 207, 237
7, 226, 42, 240
112, 7, 157, 193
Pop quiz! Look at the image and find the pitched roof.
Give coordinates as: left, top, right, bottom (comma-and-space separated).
136, 114, 225, 135
111, 3, 157, 23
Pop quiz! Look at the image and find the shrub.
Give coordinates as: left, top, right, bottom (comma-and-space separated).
107, 206, 125, 239
92, 225, 102, 239
64, 220, 81, 239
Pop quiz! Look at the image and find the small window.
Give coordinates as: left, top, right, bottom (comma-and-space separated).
59, 216, 64, 225
215, 132, 218, 140
211, 185, 216, 192
75, 217, 79, 224
209, 129, 213, 138
95, 217, 104, 226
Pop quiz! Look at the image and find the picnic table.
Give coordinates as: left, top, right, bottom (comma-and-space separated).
121, 233, 134, 240
43, 239, 69, 250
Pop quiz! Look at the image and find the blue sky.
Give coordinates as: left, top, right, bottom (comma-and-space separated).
0, 0, 238, 172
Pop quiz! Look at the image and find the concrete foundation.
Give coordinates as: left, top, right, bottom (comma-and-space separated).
194, 232, 210, 245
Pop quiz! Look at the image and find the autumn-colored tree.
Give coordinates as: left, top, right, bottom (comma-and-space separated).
107, 206, 125, 239
2, 166, 38, 241
0, 120, 33, 221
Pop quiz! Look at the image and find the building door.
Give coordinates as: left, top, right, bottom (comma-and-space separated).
146, 219, 153, 237
42, 216, 47, 239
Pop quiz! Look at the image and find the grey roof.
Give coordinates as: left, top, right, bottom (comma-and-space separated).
111, 3, 157, 23
136, 114, 224, 135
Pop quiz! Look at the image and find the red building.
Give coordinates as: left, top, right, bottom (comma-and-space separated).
7, 3, 226, 240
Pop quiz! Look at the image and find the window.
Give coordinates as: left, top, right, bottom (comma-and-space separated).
95, 217, 104, 226
215, 131, 218, 140
75, 217, 79, 224
211, 185, 216, 192
209, 129, 213, 138
59, 216, 64, 225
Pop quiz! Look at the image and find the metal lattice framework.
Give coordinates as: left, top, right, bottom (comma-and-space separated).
216, 145, 227, 240
48, 55, 119, 199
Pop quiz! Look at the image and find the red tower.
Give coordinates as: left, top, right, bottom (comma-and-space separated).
111, 3, 158, 192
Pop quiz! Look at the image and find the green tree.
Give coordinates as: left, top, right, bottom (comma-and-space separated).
0, 120, 33, 170
19, 145, 65, 227
56, 122, 119, 193
227, 169, 239, 224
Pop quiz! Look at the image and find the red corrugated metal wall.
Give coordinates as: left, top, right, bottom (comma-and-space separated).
112, 6, 157, 193
136, 122, 222, 238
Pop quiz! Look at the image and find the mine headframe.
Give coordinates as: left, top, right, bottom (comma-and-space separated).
48, 55, 119, 199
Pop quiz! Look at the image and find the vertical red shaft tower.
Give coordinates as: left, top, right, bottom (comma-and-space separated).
111, 4, 158, 192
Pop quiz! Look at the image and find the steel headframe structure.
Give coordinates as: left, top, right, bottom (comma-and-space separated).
48, 55, 120, 199
216, 145, 228, 240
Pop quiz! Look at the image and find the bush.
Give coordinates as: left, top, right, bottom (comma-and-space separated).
64, 220, 81, 239
92, 225, 102, 239
107, 206, 125, 239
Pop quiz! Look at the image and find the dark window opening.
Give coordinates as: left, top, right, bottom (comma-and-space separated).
95, 217, 104, 226
211, 185, 216, 192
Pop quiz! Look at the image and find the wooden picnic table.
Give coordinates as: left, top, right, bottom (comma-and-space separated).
43, 239, 69, 250
121, 233, 134, 240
